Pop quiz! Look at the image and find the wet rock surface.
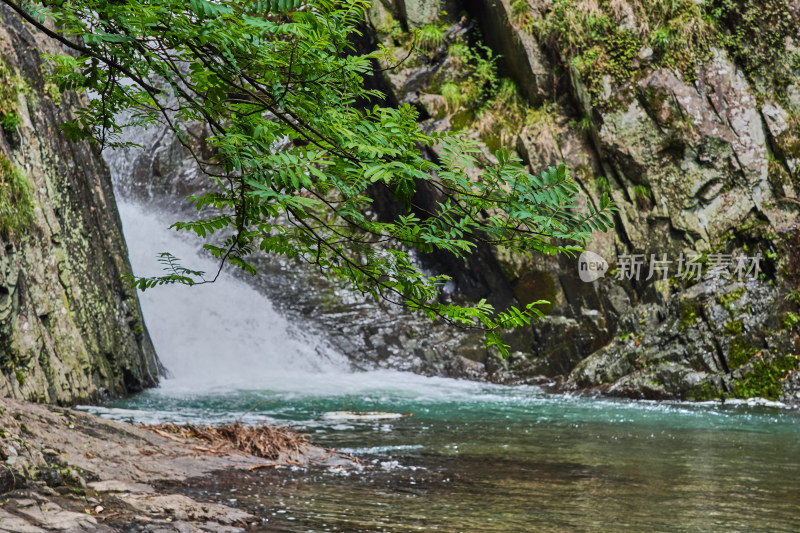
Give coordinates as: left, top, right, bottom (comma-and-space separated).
564, 278, 799, 401
0, 397, 359, 532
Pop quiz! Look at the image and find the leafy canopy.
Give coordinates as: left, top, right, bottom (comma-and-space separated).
4, 0, 615, 353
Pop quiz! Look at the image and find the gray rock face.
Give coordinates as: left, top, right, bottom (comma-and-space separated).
402, 0, 800, 400
564, 279, 796, 400
0, 6, 162, 403
463, 0, 556, 104
399, 0, 442, 29
594, 51, 784, 244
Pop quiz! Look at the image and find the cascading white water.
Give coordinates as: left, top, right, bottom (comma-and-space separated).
118, 201, 352, 392
117, 200, 493, 401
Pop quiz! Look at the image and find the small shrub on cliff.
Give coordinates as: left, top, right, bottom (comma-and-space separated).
511, 0, 534, 31
459, 41, 500, 104
440, 83, 462, 113
632, 184, 651, 210
417, 24, 445, 52
475, 78, 526, 150
0, 112, 19, 133
447, 42, 470, 69
782, 312, 800, 330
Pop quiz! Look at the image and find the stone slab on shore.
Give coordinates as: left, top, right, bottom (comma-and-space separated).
0, 398, 357, 531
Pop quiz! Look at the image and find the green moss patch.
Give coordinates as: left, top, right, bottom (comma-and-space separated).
732, 354, 799, 401
678, 299, 701, 329
781, 311, 800, 330
0, 152, 35, 236
727, 336, 756, 369
724, 319, 743, 336
0, 57, 22, 135
689, 381, 721, 401
718, 287, 744, 307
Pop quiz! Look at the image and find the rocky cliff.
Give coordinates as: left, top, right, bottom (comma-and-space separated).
0, 6, 161, 404
367, 0, 800, 402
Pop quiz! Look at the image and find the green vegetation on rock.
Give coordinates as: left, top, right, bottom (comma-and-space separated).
727, 336, 756, 369
440, 82, 461, 113
689, 381, 720, 401
710, 0, 800, 102
475, 78, 528, 151
417, 23, 445, 52
0, 57, 22, 134
434, 35, 533, 148
781, 311, 800, 330
528, 0, 800, 108
678, 299, 701, 329
532, 0, 713, 104
0, 152, 34, 236
632, 184, 651, 210
724, 320, 744, 336
718, 287, 744, 308
510, 0, 533, 32
732, 354, 799, 401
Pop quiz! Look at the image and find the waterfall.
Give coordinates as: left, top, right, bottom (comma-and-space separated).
117, 201, 351, 393
102, 119, 482, 399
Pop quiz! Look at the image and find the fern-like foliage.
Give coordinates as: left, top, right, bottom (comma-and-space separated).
7, 0, 617, 355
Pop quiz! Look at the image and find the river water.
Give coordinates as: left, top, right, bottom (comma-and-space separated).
82, 202, 800, 532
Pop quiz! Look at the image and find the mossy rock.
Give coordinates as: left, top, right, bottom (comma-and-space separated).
718, 287, 745, 308
678, 298, 701, 329
732, 354, 799, 401
726, 336, 757, 369
0, 153, 34, 236
688, 380, 721, 401
724, 319, 744, 336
